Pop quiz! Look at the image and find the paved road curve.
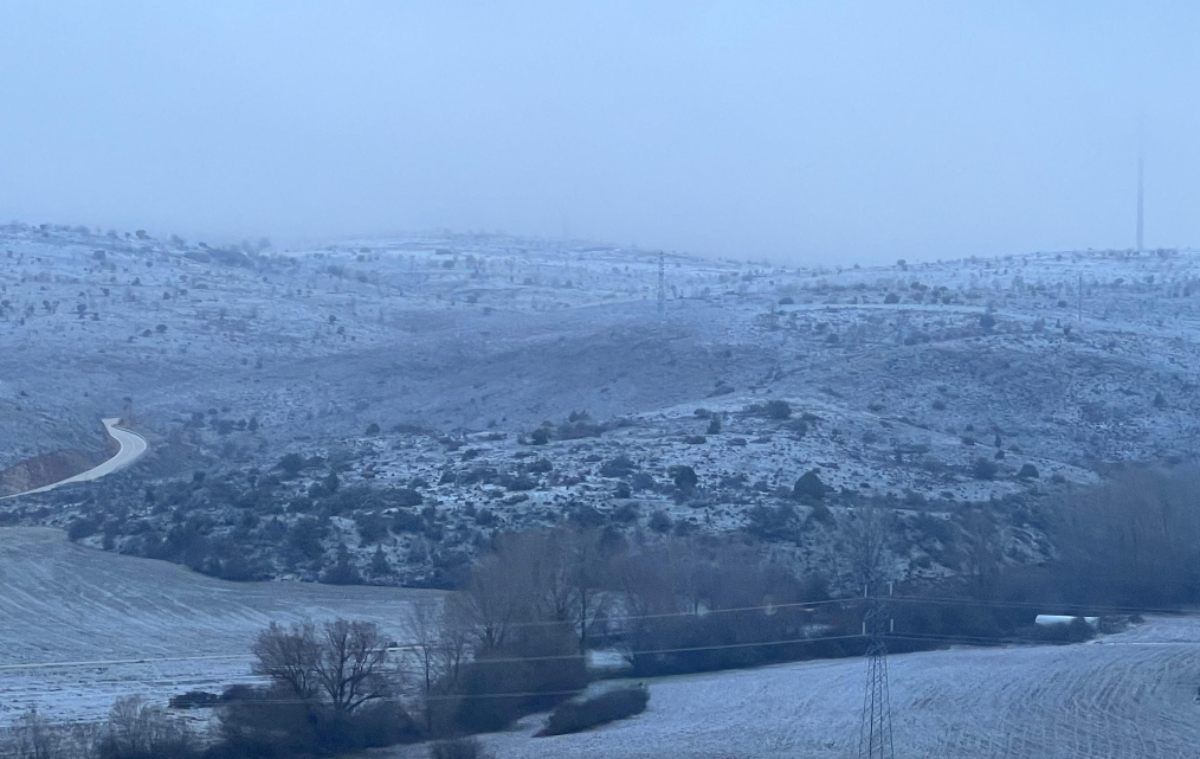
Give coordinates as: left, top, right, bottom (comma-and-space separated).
1, 418, 148, 499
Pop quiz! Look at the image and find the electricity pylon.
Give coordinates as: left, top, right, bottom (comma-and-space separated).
858, 584, 895, 759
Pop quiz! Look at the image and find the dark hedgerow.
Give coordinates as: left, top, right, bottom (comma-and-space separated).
538, 685, 650, 737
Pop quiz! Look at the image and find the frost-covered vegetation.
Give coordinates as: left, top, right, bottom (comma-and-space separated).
6, 224, 1200, 591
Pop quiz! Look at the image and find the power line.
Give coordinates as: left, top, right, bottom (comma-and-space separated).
886, 594, 1192, 617
0, 595, 864, 673
11, 617, 1197, 730
0, 592, 1177, 674
5, 632, 868, 728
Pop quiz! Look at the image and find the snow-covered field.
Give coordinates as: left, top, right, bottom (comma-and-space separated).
379, 615, 1200, 759
0, 527, 443, 728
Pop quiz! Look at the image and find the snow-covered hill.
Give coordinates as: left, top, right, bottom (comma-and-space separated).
3, 222, 1200, 584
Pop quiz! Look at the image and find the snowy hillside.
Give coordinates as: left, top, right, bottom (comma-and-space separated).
4, 222, 1200, 585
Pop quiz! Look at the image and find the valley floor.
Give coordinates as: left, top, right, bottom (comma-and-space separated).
0, 527, 442, 727
5, 525, 1200, 757
382, 615, 1200, 759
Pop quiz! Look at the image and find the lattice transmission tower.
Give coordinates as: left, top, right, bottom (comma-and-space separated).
858, 584, 895, 759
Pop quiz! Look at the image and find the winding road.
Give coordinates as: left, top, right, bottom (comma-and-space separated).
1, 418, 148, 499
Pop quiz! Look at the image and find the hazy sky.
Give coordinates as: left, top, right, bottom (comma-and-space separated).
1, 2, 1196, 263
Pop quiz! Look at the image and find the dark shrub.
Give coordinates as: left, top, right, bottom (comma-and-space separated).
216, 698, 418, 758
599, 455, 638, 477
68, 516, 100, 541
668, 465, 698, 492
630, 472, 657, 491
430, 737, 489, 759
526, 458, 553, 474
763, 400, 792, 419
972, 457, 999, 480
168, 690, 220, 709
1017, 463, 1039, 480
648, 510, 672, 533
277, 453, 306, 476
746, 503, 798, 540
539, 685, 650, 736
389, 487, 424, 507
792, 469, 825, 501
443, 625, 586, 734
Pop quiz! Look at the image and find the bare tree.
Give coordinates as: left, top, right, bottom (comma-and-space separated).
844, 502, 893, 592
461, 550, 529, 653
3, 710, 64, 759
251, 621, 321, 701
1054, 466, 1200, 604
463, 529, 610, 654
251, 619, 394, 715
316, 619, 393, 715
401, 600, 444, 698
99, 696, 196, 758
438, 598, 474, 687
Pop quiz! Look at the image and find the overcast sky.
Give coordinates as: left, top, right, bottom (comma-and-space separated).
1, 2, 1196, 263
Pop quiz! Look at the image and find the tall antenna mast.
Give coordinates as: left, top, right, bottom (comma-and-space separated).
1136, 119, 1145, 253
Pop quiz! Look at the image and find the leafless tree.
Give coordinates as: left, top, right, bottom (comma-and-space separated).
316, 619, 394, 715
461, 551, 526, 652
99, 696, 196, 758
2, 710, 64, 759
251, 619, 395, 715
462, 529, 610, 654
401, 600, 444, 698
1054, 466, 1200, 603
251, 621, 321, 701
844, 502, 893, 593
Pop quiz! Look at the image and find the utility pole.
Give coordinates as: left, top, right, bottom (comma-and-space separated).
858, 582, 895, 759
656, 250, 666, 323
1077, 272, 1083, 323
1137, 120, 1145, 254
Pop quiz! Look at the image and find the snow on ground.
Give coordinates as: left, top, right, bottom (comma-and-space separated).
0, 527, 443, 727
378, 615, 1200, 759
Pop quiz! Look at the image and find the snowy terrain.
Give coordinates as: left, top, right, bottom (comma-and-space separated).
0, 527, 442, 728
381, 615, 1200, 759
3, 223, 1200, 584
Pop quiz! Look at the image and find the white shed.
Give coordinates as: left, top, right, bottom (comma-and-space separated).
1035, 614, 1099, 628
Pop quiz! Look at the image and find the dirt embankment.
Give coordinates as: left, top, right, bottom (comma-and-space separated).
0, 430, 117, 496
